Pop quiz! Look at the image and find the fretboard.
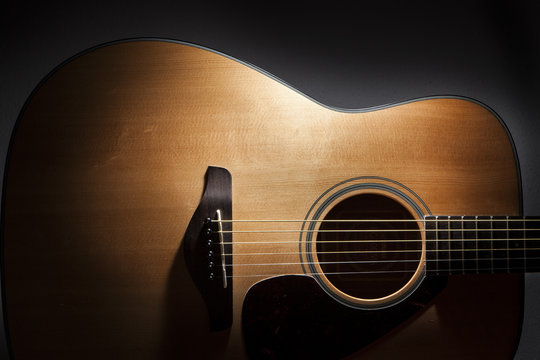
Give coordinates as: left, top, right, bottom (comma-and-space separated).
425, 215, 540, 275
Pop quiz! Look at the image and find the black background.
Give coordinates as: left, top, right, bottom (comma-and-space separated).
1, 1, 539, 358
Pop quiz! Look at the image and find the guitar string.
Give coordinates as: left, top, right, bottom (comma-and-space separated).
213, 219, 540, 223
225, 247, 540, 257
213, 219, 540, 239
225, 256, 540, 267
225, 266, 540, 279
228, 269, 420, 278
221, 237, 540, 245
217, 228, 540, 234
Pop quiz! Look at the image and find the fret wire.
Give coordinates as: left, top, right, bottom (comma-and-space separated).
490, 216, 494, 273
461, 216, 465, 274
524, 218, 527, 270
477, 216, 491, 274
493, 215, 508, 274
425, 215, 436, 275
436, 215, 440, 275
446, 216, 450, 274
507, 216, 510, 272
519, 217, 527, 269
463, 215, 475, 275
509, 216, 523, 273
475, 216, 479, 274
448, 216, 461, 274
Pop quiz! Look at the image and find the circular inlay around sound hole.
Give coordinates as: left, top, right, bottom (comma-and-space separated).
316, 193, 422, 300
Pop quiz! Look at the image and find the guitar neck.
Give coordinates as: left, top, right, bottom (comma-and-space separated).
424, 216, 540, 275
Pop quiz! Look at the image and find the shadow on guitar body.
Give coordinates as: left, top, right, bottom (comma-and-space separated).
161, 241, 230, 359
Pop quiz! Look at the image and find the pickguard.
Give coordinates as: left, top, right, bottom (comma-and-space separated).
242, 275, 447, 359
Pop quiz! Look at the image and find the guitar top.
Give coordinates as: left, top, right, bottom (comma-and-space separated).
1, 40, 529, 359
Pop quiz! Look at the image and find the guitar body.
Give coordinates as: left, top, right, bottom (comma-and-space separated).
2, 40, 523, 359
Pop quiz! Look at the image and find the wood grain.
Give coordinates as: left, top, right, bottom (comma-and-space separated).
3, 40, 522, 359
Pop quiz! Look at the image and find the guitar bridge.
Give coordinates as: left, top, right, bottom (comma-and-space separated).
183, 166, 233, 331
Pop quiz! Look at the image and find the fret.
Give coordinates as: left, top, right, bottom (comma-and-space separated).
492, 216, 508, 273
490, 216, 494, 272
525, 216, 540, 272
425, 216, 437, 274
508, 216, 524, 272
506, 216, 510, 272
475, 216, 479, 273
477, 216, 492, 274
437, 216, 450, 274
462, 216, 477, 274
450, 216, 463, 275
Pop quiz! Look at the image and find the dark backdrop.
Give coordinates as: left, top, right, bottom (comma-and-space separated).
1, 1, 539, 359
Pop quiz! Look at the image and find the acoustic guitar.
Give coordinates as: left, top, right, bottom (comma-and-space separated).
2, 39, 539, 359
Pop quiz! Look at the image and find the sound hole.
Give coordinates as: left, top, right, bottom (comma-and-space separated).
316, 194, 422, 300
